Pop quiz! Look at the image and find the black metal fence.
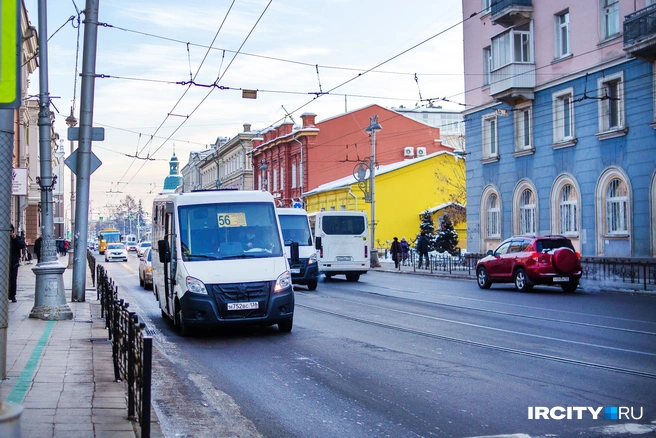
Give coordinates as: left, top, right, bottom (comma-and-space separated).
96, 264, 153, 438
87, 249, 96, 287
391, 250, 656, 291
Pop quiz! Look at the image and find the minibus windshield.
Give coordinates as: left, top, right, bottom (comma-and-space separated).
279, 215, 313, 246
178, 202, 283, 261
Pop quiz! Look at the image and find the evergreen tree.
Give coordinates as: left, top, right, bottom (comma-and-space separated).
418, 210, 436, 251
434, 214, 459, 255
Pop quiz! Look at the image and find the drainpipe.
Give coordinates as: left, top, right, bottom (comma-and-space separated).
292, 135, 304, 199
240, 139, 246, 190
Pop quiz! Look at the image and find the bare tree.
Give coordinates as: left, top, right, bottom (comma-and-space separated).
434, 147, 467, 226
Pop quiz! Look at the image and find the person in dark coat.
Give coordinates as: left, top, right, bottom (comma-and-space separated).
34, 235, 42, 262
400, 237, 410, 266
416, 232, 430, 269
9, 225, 26, 302
390, 237, 402, 269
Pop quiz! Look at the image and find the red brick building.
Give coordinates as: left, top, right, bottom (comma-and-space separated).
251, 104, 452, 207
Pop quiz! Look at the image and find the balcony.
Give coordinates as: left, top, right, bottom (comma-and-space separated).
624, 3, 656, 60
491, 0, 533, 28
489, 62, 535, 104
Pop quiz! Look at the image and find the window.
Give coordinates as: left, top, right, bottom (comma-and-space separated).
483, 46, 492, 86
602, 0, 620, 40
606, 178, 628, 234
597, 72, 625, 135
482, 114, 498, 160
482, 0, 491, 14
273, 168, 278, 191
559, 184, 578, 235
486, 194, 500, 239
291, 163, 297, 189
553, 88, 575, 146
555, 11, 570, 58
491, 23, 533, 70
514, 104, 532, 151
519, 189, 536, 235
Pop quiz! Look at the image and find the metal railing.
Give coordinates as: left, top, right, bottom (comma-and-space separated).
491, 0, 532, 16
624, 3, 656, 46
87, 248, 96, 287
96, 264, 153, 438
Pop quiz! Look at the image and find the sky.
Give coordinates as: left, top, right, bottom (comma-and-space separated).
23, 0, 465, 219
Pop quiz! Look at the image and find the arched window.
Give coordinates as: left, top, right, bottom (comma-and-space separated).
606, 178, 628, 234
519, 189, 536, 234
487, 194, 500, 238
559, 183, 578, 235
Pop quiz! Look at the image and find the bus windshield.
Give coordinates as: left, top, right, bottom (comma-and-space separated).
279, 215, 313, 246
101, 232, 121, 243
178, 202, 283, 262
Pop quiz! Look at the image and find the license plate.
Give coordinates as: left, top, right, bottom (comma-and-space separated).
336, 256, 352, 261
553, 276, 569, 282
291, 268, 300, 274
227, 302, 259, 311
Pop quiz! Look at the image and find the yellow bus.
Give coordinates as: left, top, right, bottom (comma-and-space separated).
98, 228, 121, 254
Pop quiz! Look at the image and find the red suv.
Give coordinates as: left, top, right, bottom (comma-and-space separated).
476, 235, 582, 292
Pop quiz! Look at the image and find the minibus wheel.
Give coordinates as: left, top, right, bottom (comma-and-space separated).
307, 280, 317, 291
175, 304, 189, 337
278, 318, 293, 333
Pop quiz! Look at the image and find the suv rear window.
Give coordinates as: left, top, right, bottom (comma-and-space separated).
536, 239, 574, 252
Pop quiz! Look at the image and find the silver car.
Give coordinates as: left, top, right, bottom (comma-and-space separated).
139, 248, 153, 289
137, 241, 152, 257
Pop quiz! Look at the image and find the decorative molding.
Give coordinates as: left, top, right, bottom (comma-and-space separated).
512, 148, 535, 158
552, 138, 577, 150
595, 127, 628, 141
481, 155, 500, 164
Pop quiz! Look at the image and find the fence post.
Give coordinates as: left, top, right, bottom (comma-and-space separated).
127, 312, 136, 420
142, 334, 152, 438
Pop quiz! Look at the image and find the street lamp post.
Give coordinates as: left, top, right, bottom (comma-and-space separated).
65, 109, 77, 269
365, 115, 382, 268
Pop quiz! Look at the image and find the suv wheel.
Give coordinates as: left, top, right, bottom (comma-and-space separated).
477, 267, 491, 289
514, 268, 533, 292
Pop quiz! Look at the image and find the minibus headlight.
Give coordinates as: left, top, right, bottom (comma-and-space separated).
274, 271, 292, 292
186, 276, 208, 295
308, 253, 317, 264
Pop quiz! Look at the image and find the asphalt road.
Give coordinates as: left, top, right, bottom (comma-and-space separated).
97, 253, 656, 438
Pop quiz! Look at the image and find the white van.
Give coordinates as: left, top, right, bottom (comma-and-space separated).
151, 190, 294, 335
308, 210, 369, 282
277, 208, 319, 290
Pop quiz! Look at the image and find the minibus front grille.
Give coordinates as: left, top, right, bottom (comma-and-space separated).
209, 281, 271, 319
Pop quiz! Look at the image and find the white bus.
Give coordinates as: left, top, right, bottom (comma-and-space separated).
308, 210, 369, 282
151, 190, 295, 335
277, 208, 319, 291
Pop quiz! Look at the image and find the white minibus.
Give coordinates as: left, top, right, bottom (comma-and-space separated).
277, 208, 319, 290
151, 190, 295, 335
308, 210, 369, 282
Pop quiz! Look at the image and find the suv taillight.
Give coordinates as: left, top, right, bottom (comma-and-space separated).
575, 251, 581, 259
531, 252, 539, 262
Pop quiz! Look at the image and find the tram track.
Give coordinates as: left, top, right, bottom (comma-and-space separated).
296, 302, 656, 380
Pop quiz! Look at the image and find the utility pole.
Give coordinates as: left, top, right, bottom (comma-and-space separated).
72, 0, 100, 302
65, 109, 77, 269
30, 0, 73, 320
365, 115, 382, 268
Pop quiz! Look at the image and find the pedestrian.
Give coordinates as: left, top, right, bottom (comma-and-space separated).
390, 237, 402, 269
34, 235, 42, 262
57, 238, 64, 256
63, 239, 69, 254
400, 237, 410, 266
416, 232, 430, 269
9, 224, 26, 302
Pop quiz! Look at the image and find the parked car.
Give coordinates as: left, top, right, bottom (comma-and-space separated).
476, 235, 582, 293
126, 241, 139, 253
137, 241, 152, 257
105, 243, 128, 262
139, 248, 153, 289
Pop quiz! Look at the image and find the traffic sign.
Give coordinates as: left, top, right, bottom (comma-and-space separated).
292, 202, 303, 209
65, 148, 103, 175
0, 0, 20, 109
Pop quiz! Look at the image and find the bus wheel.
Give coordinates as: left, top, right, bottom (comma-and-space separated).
278, 318, 293, 333
346, 273, 360, 282
324, 274, 332, 281
306, 280, 318, 291
175, 305, 189, 337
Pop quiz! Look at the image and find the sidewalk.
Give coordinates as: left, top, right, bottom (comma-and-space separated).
0, 254, 160, 437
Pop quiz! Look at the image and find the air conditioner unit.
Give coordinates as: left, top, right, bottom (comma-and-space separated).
403, 146, 414, 157
416, 147, 427, 157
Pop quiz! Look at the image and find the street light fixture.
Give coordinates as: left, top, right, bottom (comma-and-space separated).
259, 159, 269, 191
365, 115, 382, 268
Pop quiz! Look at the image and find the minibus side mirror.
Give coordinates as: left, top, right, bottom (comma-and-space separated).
158, 239, 171, 263
290, 241, 299, 265
315, 236, 322, 250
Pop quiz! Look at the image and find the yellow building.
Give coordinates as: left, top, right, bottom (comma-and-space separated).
304, 151, 466, 250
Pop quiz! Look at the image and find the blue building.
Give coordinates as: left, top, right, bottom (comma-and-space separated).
462, 0, 656, 258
